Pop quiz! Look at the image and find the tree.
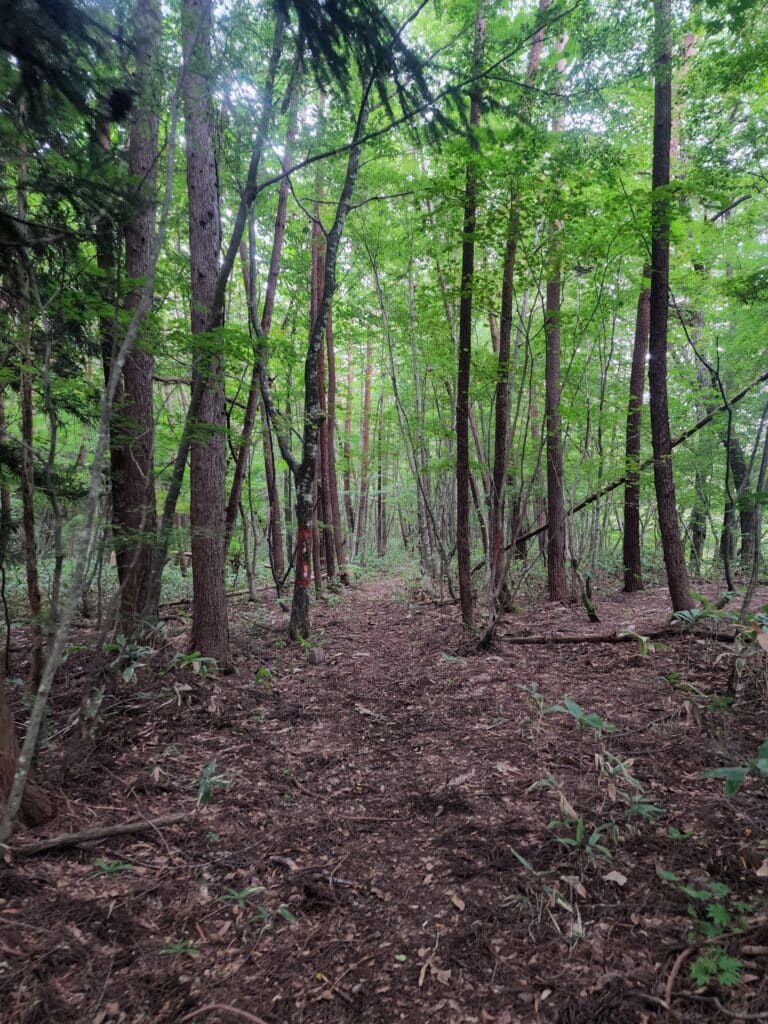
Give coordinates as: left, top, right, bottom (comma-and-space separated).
622, 267, 651, 592
456, 6, 486, 629
181, 0, 231, 669
648, 0, 694, 612
112, 0, 161, 634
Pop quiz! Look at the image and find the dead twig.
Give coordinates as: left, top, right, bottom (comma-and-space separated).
664, 947, 693, 1008
13, 811, 194, 856
178, 1004, 271, 1024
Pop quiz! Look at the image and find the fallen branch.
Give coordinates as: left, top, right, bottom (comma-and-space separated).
511, 367, 768, 548
499, 625, 737, 645
13, 810, 193, 856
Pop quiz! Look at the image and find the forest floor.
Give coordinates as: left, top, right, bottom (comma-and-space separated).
2, 573, 768, 1024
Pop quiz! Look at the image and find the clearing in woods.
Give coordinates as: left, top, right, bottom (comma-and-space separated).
2, 576, 767, 1023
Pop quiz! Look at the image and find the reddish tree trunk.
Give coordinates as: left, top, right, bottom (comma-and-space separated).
355, 331, 374, 560
622, 266, 651, 592
325, 306, 350, 582
544, 35, 569, 604
544, 272, 568, 602
648, 0, 694, 612
116, 0, 161, 632
182, 0, 231, 667
343, 336, 355, 536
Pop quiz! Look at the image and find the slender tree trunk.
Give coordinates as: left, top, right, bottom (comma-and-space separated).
544, 272, 568, 602
544, 35, 569, 604
648, 0, 694, 611
325, 305, 349, 581
182, 0, 231, 667
456, 8, 486, 628
490, 0, 548, 603
17, 277, 44, 690
281, 98, 370, 639
622, 265, 651, 591
314, 220, 336, 580
225, 70, 297, 555
355, 331, 374, 560
343, 335, 355, 537
261, 401, 285, 594
376, 399, 387, 558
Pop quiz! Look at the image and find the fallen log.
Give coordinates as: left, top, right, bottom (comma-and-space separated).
499, 625, 738, 645
13, 810, 194, 856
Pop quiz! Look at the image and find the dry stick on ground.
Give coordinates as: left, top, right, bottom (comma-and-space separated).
178, 1004, 271, 1024
13, 811, 194, 856
508, 366, 768, 550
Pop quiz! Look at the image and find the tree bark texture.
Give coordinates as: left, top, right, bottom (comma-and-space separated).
648, 0, 694, 611
622, 265, 651, 592
456, 9, 486, 629
355, 330, 374, 561
490, 0, 549, 602
287, 100, 370, 638
115, 0, 161, 633
182, 0, 231, 667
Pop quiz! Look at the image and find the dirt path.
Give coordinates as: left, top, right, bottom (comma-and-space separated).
2, 575, 768, 1023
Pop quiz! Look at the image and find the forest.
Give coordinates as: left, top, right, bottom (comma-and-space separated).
0, 0, 767, 1021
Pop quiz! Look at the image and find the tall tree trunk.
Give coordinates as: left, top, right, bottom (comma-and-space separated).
648, 0, 694, 611
355, 331, 374, 561
343, 334, 355, 537
17, 273, 44, 690
376, 398, 387, 558
544, 35, 569, 604
490, 0, 548, 604
544, 272, 568, 602
456, 8, 486, 629
314, 218, 336, 580
182, 0, 231, 667
274, 97, 370, 639
225, 66, 297, 558
325, 305, 350, 582
141, 10, 285, 623
115, 0, 161, 634
622, 266, 651, 592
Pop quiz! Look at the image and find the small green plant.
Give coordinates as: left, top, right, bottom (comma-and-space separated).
617, 627, 652, 656
704, 740, 768, 797
195, 759, 230, 806
523, 681, 548, 721
690, 946, 742, 987
250, 901, 298, 933
160, 938, 200, 957
667, 826, 694, 840
624, 796, 665, 822
170, 650, 218, 677
104, 635, 155, 683
657, 869, 752, 988
218, 885, 264, 909
253, 666, 273, 689
549, 815, 614, 861
92, 858, 134, 877
548, 696, 616, 738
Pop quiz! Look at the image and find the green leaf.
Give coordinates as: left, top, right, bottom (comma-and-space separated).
656, 867, 680, 882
